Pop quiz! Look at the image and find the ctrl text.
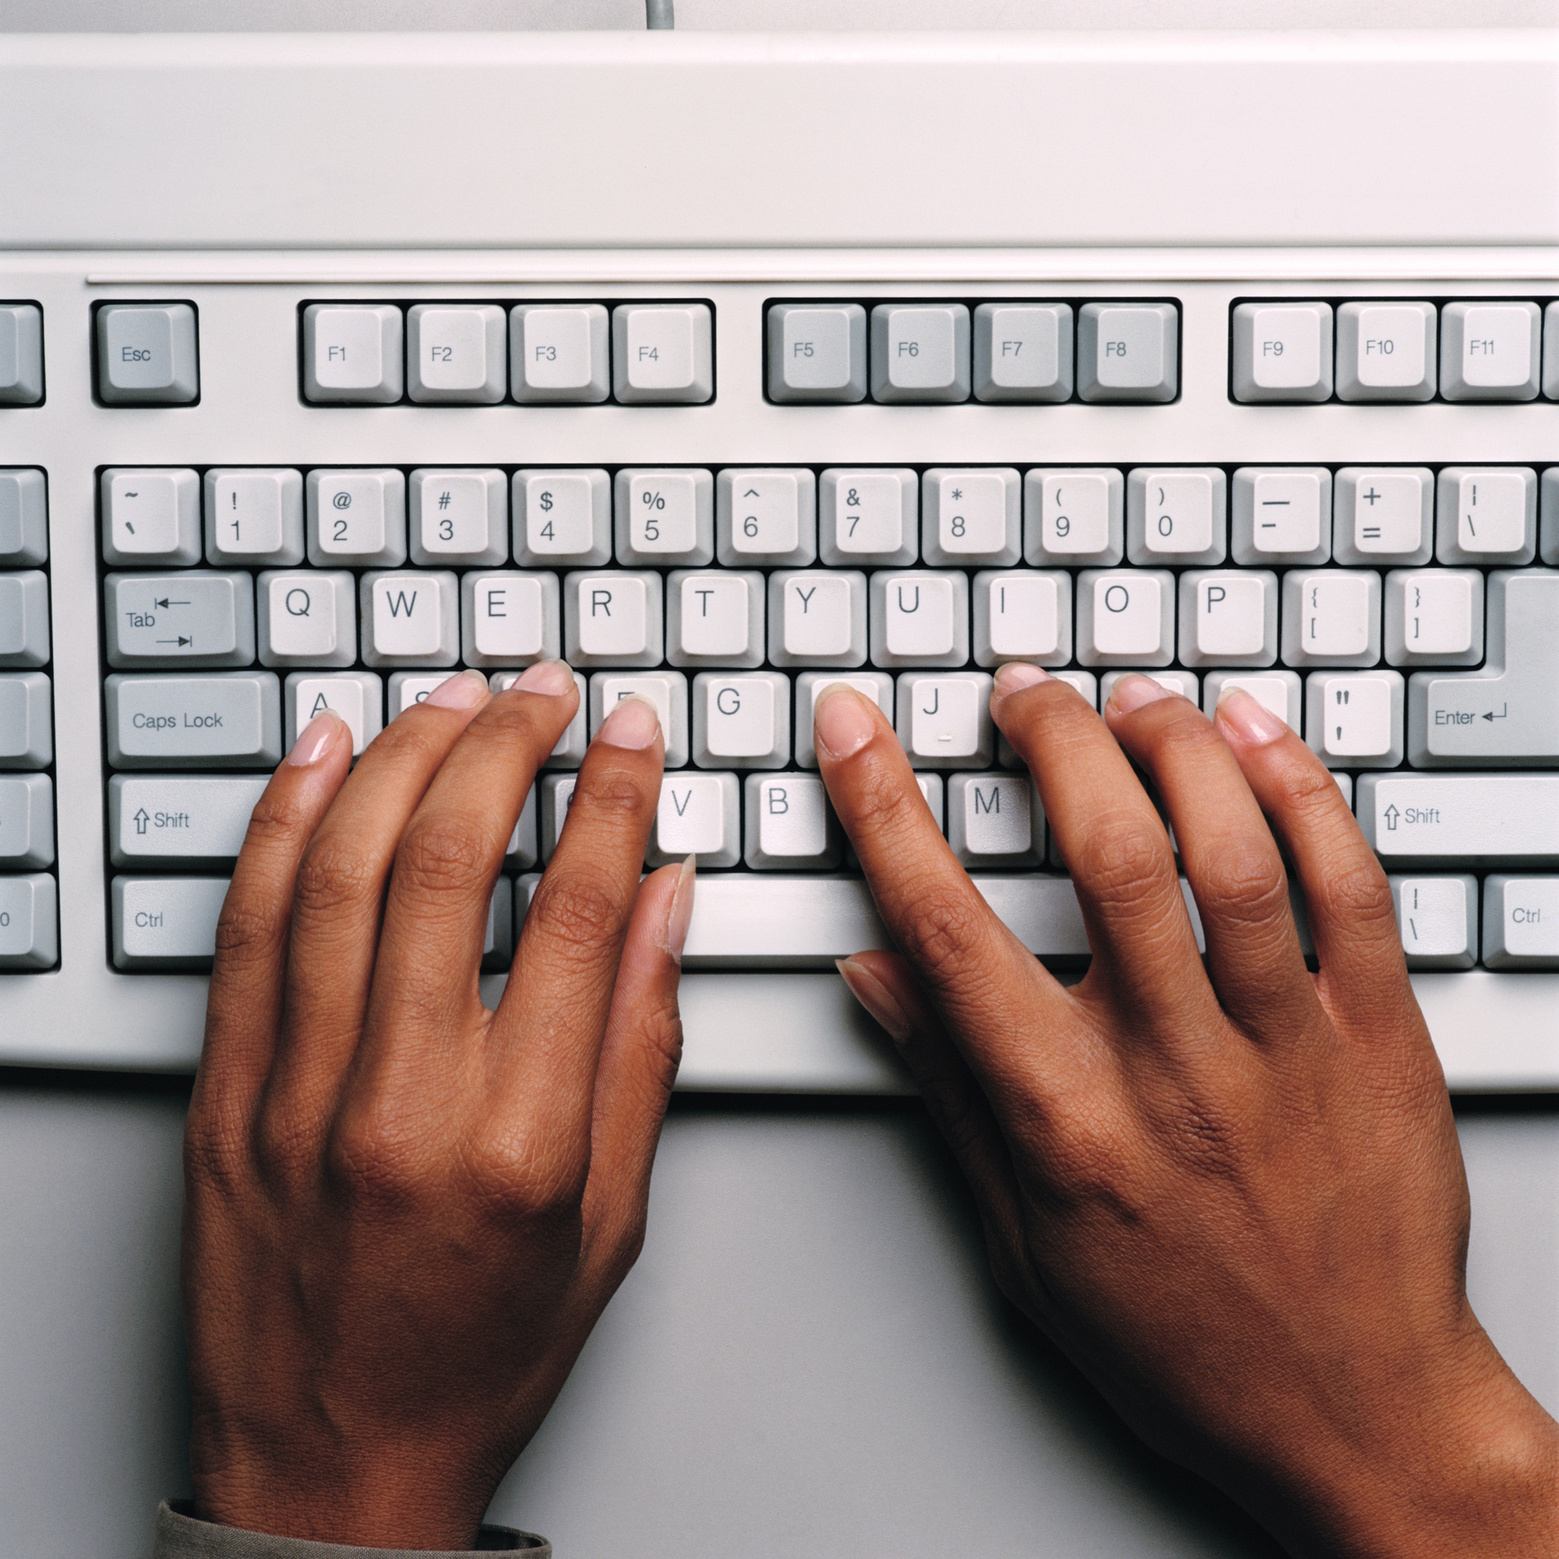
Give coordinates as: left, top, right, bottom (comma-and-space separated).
133, 909, 165, 928
1512, 904, 1544, 924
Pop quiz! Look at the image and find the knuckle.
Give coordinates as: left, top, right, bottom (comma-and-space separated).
894, 890, 990, 986
569, 769, 652, 828
394, 814, 489, 899
462, 1128, 590, 1225
1194, 843, 1289, 926
212, 888, 285, 969
251, 1105, 319, 1198
1311, 853, 1396, 930
239, 789, 311, 853
293, 835, 380, 923
528, 872, 630, 962
1068, 814, 1177, 912
324, 1106, 432, 1208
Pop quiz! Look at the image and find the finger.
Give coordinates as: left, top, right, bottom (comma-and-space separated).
1102, 675, 1313, 1038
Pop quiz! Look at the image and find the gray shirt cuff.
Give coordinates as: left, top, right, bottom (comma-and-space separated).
154, 1501, 550, 1558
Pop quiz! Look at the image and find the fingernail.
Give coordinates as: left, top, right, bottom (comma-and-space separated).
994, 662, 1050, 698
1215, 684, 1290, 745
424, 669, 490, 710
285, 710, 345, 767
836, 957, 914, 1046
814, 685, 876, 761
511, 658, 575, 697
1107, 673, 1177, 715
663, 855, 696, 963
597, 694, 661, 749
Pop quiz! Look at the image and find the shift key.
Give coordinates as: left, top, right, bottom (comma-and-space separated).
108, 774, 269, 865
106, 672, 281, 768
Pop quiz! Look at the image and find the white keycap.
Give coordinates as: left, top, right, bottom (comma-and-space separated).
896, 673, 995, 769
284, 671, 384, 756
565, 570, 663, 667
110, 771, 282, 882
1100, 670, 1199, 706
1230, 468, 1331, 565
258, 570, 355, 667
104, 570, 253, 669
102, 468, 200, 566
389, 672, 460, 719
1053, 670, 1099, 708
1076, 301, 1179, 403
111, 875, 228, 968
819, 469, 917, 566
611, 303, 713, 404
692, 671, 789, 768
1439, 301, 1541, 402
0, 304, 43, 406
361, 571, 458, 667
1127, 468, 1226, 564
97, 303, 199, 405
1484, 877, 1559, 967
869, 303, 971, 403
461, 571, 561, 666
743, 773, 841, 869
1076, 569, 1175, 667
513, 468, 611, 567
870, 571, 968, 668
973, 569, 1071, 667
1280, 570, 1381, 666
716, 468, 817, 565
1177, 570, 1276, 667
1384, 569, 1482, 667
948, 773, 1043, 867
306, 469, 407, 567
1304, 671, 1404, 767
506, 787, 539, 870
972, 302, 1073, 403
0, 873, 56, 969
302, 304, 403, 404
1202, 670, 1302, 733
588, 672, 689, 767
667, 570, 763, 668
766, 303, 868, 404
204, 469, 304, 566
769, 570, 867, 668
509, 303, 609, 404
916, 773, 946, 833
409, 468, 507, 566
1356, 774, 1559, 865
921, 468, 1020, 565
406, 304, 506, 404
794, 671, 894, 768
104, 672, 281, 769
615, 468, 714, 566
0, 772, 53, 868
1230, 301, 1333, 402
1436, 467, 1536, 564
1336, 300, 1437, 401
650, 771, 740, 867
1389, 876, 1478, 969
488, 668, 587, 769
0, 571, 49, 668
1333, 467, 1433, 565
1024, 468, 1124, 566
0, 469, 46, 567
0, 672, 51, 768
1546, 303, 1559, 401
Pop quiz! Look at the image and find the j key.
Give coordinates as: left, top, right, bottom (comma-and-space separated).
896, 672, 995, 769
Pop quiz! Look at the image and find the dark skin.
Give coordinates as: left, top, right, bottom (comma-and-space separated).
184, 658, 1559, 1554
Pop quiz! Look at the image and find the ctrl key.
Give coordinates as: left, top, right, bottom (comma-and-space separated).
0, 873, 56, 969
112, 876, 228, 970
1483, 877, 1559, 968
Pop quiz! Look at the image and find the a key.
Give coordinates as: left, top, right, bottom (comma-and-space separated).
1177, 570, 1276, 667
0, 304, 43, 405
1076, 569, 1175, 667
869, 303, 971, 403
1076, 301, 1178, 403
564, 570, 663, 667
948, 773, 1044, 867
650, 771, 740, 867
1435, 467, 1536, 564
611, 303, 713, 404
768, 570, 867, 668
793, 671, 893, 768
0, 773, 53, 868
509, 304, 610, 404
1230, 301, 1333, 403
1230, 468, 1331, 565
409, 468, 507, 566
108, 774, 268, 866
1335, 300, 1436, 401
0, 673, 51, 768
1127, 468, 1227, 565
1333, 467, 1433, 565
302, 304, 403, 404
406, 304, 506, 404
96, 302, 199, 405
1439, 301, 1541, 402
716, 469, 817, 566
0, 571, 48, 668
1202, 670, 1302, 732
692, 671, 790, 768
360, 571, 458, 667
204, 469, 305, 566
1383, 569, 1482, 666
110, 876, 227, 969
284, 672, 383, 756
587, 673, 689, 767
1280, 570, 1381, 666
461, 571, 561, 666
1483, 877, 1559, 967
257, 570, 354, 667
819, 469, 917, 566
743, 773, 842, 869
104, 571, 254, 669
1304, 671, 1404, 767
921, 468, 1021, 566
0, 873, 56, 969
1024, 468, 1124, 566
973, 569, 1071, 666
667, 570, 764, 668
306, 469, 407, 567
897, 672, 995, 769
0, 469, 47, 566
105, 672, 282, 769
101, 467, 201, 567
513, 469, 612, 567
765, 303, 867, 404
1389, 875, 1478, 969
972, 302, 1072, 403
870, 570, 968, 668
615, 468, 714, 566
1358, 774, 1559, 864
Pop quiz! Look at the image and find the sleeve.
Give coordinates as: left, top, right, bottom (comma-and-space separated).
152, 1501, 551, 1559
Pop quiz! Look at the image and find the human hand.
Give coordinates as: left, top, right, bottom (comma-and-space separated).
181, 665, 693, 1550
816, 670, 1559, 1559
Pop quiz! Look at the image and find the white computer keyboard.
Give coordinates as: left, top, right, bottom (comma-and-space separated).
2, 29, 1558, 1088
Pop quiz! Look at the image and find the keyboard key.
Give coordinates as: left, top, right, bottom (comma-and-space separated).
1546, 303, 1559, 400
1177, 570, 1276, 667
916, 773, 946, 833
302, 303, 403, 404
766, 303, 867, 404
1439, 301, 1540, 402
1335, 300, 1436, 402
615, 469, 715, 566
306, 469, 407, 566
743, 773, 841, 869
1383, 569, 1482, 667
587, 672, 689, 767
105, 570, 253, 669
204, 469, 305, 566
409, 468, 507, 566
1127, 468, 1227, 564
716, 468, 817, 566
460, 571, 561, 667
1202, 670, 1301, 733
390, 671, 460, 718
107, 773, 268, 866
101, 467, 201, 567
611, 303, 713, 404
1076, 301, 1178, 403
258, 570, 355, 667
1229, 301, 1333, 403
1024, 468, 1124, 566
869, 303, 971, 404
1100, 670, 1199, 706
0, 873, 55, 969
921, 468, 1020, 566
360, 571, 459, 667
0, 469, 47, 564
96, 302, 199, 405
1483, 876, 1559, 967
973, 569, 1071, 667
482, 882, 515, 975
0, 304, 42, 405
1230, 467, 1331, 565
284, 672, 383, 756
870, 570, 968, 668
819, 469, 917, 566
1304, 670, 1404, 767
768, 570, 867, 668
564, 570, 663, 667
667, 570, 763, 668
1390, 875, 1478, 969
947, 773, 1044, 867
1435, 467, 1536, 564
1333, 467, 1433, 565
1280, 570, 1381, 667
509, 304, 610, 404
406, 304, 506, 404
105, 672, 281, 769
111, 875, 227, 969
691, 671, 789, 768
0, 773, 53, 868
505, 787, 539, 869
488, 668, 587, 770
513, 468, 611, 567
1358, 774, 1559, 865
0, 673, 50, 768
0, 571, 48, 668
1076, 569, 1175, 667
793, 671, 893, 768
972, 302, 1073, 403
650, 771, 740, 867
896, 672, 995, 769
538, 774, 577, 862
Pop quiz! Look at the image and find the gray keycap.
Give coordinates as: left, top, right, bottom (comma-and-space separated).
0, 470, 47, 564
205, 469, 306, 566
948, 773, 1044, 867
1229, 301, 1333, 404
96, 302, 199, 405
284, 671, 384, 756
0, 673, 51, 768
1484, 876, 1559, 967
818, 469, 917, 566
650, 771, 741, 868
1230, 468, 1332, 565
1546, 303, 1559, 402
743, 773, 842, 869
0, 571, 48, 667
1440, 301, 1540, 402
111, 875, 228, 969
1390, 875, 1478, 970
1077, 302, 1178, 403
303, 304, 404, 405
101, 468, 202, 566
105, 571, 254, 669
0, 773, 54, 868
870, 304, 971, 404
258, 570, 356, 668
108, 774, 268, 866
766, 303, 867, 404
306, 469, 407, 567
406, 304, 507, 405
614, 468, 715, 567
482, 881, 515, 975
691, 671, 790, 769
1358, 774, 1559, 866
972, 303, 1073, 403
106, 672, 281, 769
611, 304, 714, 405
716, 469, 818, 566
0, 873, 56, 969
1335, 300, 1437, 403
0, 304, 43, 405
510, 304, 610, 404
